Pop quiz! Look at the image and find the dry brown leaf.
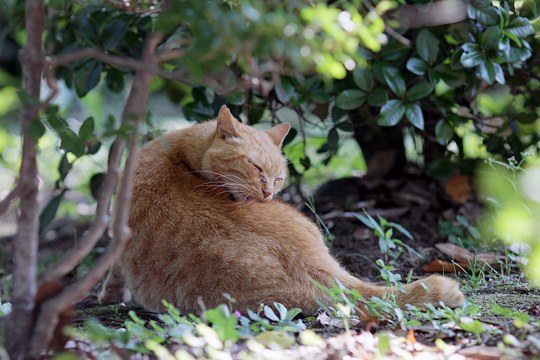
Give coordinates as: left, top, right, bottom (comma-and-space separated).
435, 243, 505, 267
435, 243, 474, 264
317, 312, 361, 328
422, 259, 468, 273
458, 345, 505, 359
445, 174, 470, 204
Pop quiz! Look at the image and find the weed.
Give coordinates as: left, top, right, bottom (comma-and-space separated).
305, 196, 335, 247
355, 210, 421, 264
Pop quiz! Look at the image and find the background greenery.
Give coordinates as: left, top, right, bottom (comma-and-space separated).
0, 0, 539, 276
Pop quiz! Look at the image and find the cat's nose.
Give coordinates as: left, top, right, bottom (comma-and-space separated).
262, 190, 272, 198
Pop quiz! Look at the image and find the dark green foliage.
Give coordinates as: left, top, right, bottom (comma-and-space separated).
1, 0, 538, 228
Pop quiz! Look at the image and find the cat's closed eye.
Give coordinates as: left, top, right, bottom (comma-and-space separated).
247, 159, 263, 174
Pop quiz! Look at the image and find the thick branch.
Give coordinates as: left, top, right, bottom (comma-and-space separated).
5, 1, 44, 359
29, 33, 160, 358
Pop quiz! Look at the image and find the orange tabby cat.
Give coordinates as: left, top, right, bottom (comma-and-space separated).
100, 106, 464, 317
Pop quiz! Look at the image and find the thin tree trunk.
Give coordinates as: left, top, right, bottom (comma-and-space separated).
5, 1, 44, 359
27, 33, 162, 359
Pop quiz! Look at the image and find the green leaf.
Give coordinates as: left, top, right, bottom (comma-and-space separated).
336, 120, 353, 132
478, 59, 505, 84
101, 19, 128, 50
274, 303, 288, 320
460, 43, 483, 68
105, 70, 124, 93
482, 26, 500, 50
327, 127, 339, 151
39, 190, 67, 232
406, 57, 428, 76
74, 60, 103, 97
367, 88, 388, 106
335, 89, 366, 110
78, 117, 94, 141
435, 64, 466, 88
29, 119, 46, 140
89, 172, 106, 201
353, 68, 374, 92
58, 154, 72, 181
407, 81, 433, 101
86, 138, 101, 155
467, 5, 499, 25
505, 17, 534, 38
435, 120, 454, 144
405, 103, 424, 129
378, 99, 405, 126
275, 77, 295, 103
227, 91, 245, 106
382, 67, 406, 97
264, 306, 280, 322
416, 29, 439, 65
60, 129, 85, 157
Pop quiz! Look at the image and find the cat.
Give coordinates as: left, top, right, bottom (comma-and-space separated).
99, 105, 464, 318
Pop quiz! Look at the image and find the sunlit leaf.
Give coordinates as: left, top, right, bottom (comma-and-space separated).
378, 99, 405, 126
405, 103, 424, 130
336, 89, 366, 110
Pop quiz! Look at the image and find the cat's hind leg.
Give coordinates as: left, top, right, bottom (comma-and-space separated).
98, 263, 131, 304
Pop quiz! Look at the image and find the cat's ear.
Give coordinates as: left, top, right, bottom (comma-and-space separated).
216, 105, 240, 140
266, 123, 291, 148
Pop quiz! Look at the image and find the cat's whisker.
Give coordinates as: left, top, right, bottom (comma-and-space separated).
193, 170, 250, 186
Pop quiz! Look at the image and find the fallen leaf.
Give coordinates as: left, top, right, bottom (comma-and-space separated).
435, 243, 506, 267
435, 243, 473, 264
458, 345, 505, 359
317, 312, 361, 328
445, 174, 470, 204
422, 259, 468, 273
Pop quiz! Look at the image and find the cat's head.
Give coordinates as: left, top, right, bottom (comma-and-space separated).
202, 105, 291, 203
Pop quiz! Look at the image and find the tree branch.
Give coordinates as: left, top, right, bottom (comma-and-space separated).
395, 0, 467, 28
29, 32, 161, 358
5, 0, 44, 359
0, 180, 22, 217
44, 47, 188, 105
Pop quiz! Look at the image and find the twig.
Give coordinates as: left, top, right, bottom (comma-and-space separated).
154, 49, 184, 63
0, 180, 22, 217
4, 1, 44, 359
29, 31, 161, 359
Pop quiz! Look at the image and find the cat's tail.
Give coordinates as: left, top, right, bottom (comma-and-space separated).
339, 274, 465, 310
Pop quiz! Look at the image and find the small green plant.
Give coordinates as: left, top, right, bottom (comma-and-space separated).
66, 299, 306, 358
305, 197, 335, 247
355, 210, 421, 263
238, 303, 305, 334
438, 215, 482, 249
